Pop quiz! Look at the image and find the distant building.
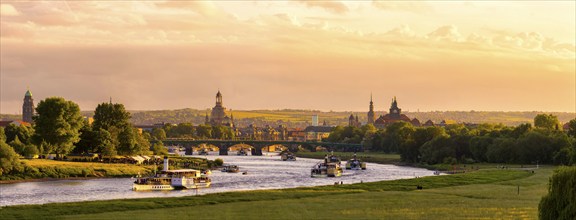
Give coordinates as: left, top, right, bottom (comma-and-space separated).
0, 120, 31, 128
207, 90, 234, 127
22, 89, 35, 123
303, 126, 333, 141
410, 118, 421, 127
374, 97, 412, 129
348, 114, 360, 127
84, 117, 94, 125
367, 94, 375, 125
423, 120, 435, 127
312, 115, 319, 126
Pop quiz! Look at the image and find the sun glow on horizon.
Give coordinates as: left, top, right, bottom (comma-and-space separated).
1, 1, 575, 113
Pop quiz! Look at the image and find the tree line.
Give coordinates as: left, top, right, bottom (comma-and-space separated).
1, 97, 158, 176
327, 114, 576, 165
150, 123, 235, 140
0, 97, 243, 176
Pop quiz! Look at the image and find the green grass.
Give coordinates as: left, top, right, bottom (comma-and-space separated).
0, 159, 156, 181
0, 167, 549, 220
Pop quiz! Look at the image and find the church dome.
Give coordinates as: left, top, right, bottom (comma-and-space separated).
25, 90, 32, 97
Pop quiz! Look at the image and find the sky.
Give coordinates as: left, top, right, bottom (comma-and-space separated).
1, 1, 575, 114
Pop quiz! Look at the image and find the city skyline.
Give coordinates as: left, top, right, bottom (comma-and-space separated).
1, 1, 575, 114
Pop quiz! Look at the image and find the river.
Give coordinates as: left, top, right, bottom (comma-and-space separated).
0, 155, 434, 207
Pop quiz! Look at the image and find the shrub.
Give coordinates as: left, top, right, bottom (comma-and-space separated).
214, 158, 224, 166
539, 166, 576, 220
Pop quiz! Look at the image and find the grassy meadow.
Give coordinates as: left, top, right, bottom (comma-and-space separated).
0, 166, 552, 219
0, 159, 156, 182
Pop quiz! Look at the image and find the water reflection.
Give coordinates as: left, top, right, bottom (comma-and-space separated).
0, 156, 433, 206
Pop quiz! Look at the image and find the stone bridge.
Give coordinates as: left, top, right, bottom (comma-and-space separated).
161, 139, 363, 155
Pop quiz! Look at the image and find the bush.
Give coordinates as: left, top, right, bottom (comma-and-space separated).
214, 158, 224, 166
539, 166, 576, 220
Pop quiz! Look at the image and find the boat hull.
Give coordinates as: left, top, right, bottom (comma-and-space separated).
132, 184, 175, 191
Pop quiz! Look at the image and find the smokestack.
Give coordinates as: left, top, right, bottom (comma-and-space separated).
163, 156, 169, 172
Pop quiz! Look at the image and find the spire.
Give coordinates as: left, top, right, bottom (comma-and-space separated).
215, 90, 223, 106
25, 87, 32, 97
109, 96, 112, 104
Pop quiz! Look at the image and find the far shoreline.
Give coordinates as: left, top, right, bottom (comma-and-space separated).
0, 176, 128, 184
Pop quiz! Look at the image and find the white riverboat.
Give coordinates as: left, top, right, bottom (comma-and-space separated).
133, 157, 211, 191
310, 153, 342, 178
345, 154, 367, 170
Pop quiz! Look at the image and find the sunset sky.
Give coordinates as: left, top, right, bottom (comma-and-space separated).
1, 1, 575, 114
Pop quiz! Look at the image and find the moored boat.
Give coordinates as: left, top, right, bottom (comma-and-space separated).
280, 152, 296, 161
133, 157, 211, 191
221, 164, 240, 173
237, 149, 249, 156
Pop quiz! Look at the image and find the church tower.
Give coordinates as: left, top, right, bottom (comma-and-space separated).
367, 94, 375, 124
389, 96, 401, 117
210, 90, 227, 125
22, 89, 35, 123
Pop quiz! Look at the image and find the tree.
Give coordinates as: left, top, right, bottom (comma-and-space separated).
101, 142, 117, 162
134, 128, 151, 155
22, 144, 39, 158
168, 123, 195, 138
0, 140, 25, 176
152, 141, 168, 156
0, 127, 5, 143
117, 125, 137, 155
74, 123, 96, 154
534, 114, 560, 130
33, 97, 84, 159
469, 136, 493, 162
4, 124, 34, 144
8, 136, 25, 156
381, 122, 415, 153
567, 119, 576, 137
196, 124, 212, 139
420, 135, 453, 164
539, 166, 576, 220
151, 128, 167, 141
92, 102, 131, 131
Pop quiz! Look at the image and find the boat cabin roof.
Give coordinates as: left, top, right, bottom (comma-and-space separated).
164, 169, 200, 173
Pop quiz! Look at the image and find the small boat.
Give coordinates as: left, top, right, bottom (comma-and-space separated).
280, 152, 296, 161
345, 153, 366, 170
198, 149, 208, 155
310, 153, 342, 178
133, 157, 211, 191
237, 149, 249, 156
221, 164, 240, 173
311, 162, 342, 178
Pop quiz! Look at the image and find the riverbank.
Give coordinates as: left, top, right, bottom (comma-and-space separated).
294, 152, 540, 172
0, 156, 216, 184
295, 151, 402, 164
0, 167, 548, 219
0, 159, 155, 183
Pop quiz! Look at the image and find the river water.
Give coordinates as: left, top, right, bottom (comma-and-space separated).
0, 155, 434, 207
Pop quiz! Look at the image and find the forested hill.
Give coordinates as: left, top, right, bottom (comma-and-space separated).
2, 110, 574, 128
